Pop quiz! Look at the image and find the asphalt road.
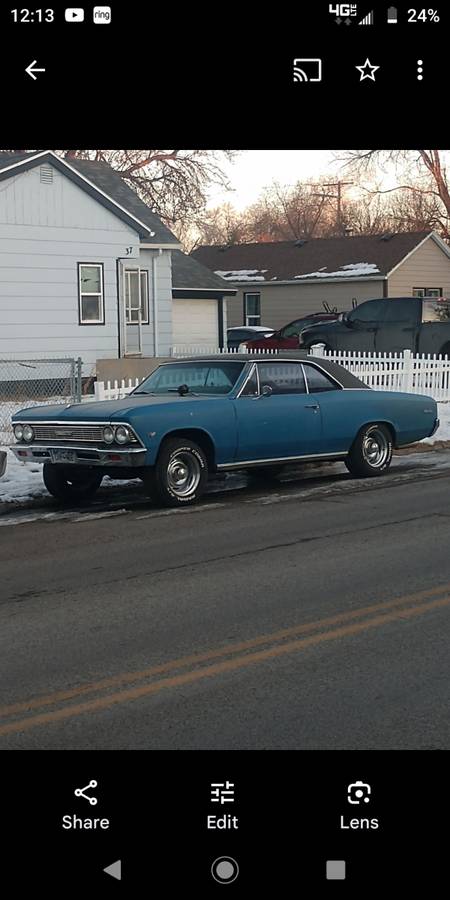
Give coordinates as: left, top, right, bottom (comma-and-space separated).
1, 460, 450, 750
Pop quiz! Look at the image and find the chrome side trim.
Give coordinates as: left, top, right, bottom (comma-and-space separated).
217, 451, 347, 470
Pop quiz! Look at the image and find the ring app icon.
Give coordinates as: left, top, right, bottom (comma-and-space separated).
347, 780, 371, 804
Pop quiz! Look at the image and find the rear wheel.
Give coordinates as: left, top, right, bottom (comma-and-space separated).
345, 423, 393, 477
143, 437, 208, 507
43, 463, 103, 503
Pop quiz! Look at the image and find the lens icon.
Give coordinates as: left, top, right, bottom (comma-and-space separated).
211, 856, 239, 884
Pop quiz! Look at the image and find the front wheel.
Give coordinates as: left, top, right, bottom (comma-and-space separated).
143, 438, 208, 507
345, 423, 393, 477
43, 463, 103, 503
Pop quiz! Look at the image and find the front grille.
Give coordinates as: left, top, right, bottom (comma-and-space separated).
32, 424, 106, 442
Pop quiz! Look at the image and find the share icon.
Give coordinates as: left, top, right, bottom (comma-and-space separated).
74, 780, 98, 805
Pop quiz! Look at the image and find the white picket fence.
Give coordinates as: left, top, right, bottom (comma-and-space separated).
94, 349, 450, 403
171, 345, 279, 356
94, 378, 140, 401
310, 348, 450, 402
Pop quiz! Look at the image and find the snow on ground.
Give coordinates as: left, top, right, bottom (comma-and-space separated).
2, 403, 450, 505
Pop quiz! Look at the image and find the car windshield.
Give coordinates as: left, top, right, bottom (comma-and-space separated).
133, 361, 246, 395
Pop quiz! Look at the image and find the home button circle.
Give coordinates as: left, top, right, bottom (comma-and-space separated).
211, 856, 239, 884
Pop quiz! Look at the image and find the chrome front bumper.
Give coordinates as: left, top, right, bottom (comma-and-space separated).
9, 444, 147, 467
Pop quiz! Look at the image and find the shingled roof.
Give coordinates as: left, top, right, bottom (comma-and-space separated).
0, 151, 179, 244
171, 249, 236, 293
192, 232, 449, 283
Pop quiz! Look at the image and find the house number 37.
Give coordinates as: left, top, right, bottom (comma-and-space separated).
125, 247, 134, 255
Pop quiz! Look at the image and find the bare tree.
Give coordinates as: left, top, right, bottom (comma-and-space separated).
338, 150, 450, 239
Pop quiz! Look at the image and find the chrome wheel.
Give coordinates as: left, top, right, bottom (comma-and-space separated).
166, 451, 201, 497
362, 427, 390, 468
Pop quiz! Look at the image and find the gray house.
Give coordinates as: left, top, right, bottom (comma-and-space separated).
193, 231, 450, 330
0, 150, 234, 375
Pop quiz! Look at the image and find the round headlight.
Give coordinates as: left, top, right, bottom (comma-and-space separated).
103, 425, 115, 444
23, 424, 35, 443
115, 425, 131, 445
14, 424, 24, 441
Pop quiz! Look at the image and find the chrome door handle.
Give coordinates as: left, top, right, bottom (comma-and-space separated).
305, 403, 319, 410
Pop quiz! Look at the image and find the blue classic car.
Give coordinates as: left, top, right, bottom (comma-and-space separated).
10, 354, 439, 507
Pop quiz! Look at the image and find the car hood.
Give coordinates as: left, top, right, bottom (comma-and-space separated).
13, 394, 226, 422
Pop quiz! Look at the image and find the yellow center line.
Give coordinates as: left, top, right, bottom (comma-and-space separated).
0, 592, 449, 738
2, 580, 450, 720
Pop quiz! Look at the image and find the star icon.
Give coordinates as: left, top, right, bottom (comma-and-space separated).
355, 58, 380, 81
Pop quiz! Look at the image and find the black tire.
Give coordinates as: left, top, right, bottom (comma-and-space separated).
143, 437, 208, 507
345, 423, 393, 478
43, 463, 103, 503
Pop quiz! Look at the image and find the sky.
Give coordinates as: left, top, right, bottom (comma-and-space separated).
206, 149, 450, 212
207, 151, 340, 210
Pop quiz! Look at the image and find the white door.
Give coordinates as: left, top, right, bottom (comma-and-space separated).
123, 268, 146, 356
172, 299, 219, 350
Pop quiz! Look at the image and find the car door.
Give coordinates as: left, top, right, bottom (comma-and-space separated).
375, 298, 421, 353
232, 362, 322, 462
302, 362, 362, 453
339, 299, 386, 351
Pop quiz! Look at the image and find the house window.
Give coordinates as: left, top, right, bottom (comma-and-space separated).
244, 292, 261, 326
78, 264, 105, 324
413, 287, 442, 298
125, 270, 150, 324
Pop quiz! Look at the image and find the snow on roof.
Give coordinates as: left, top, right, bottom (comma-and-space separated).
295, 262, 380, 280
215, 269, 268, 282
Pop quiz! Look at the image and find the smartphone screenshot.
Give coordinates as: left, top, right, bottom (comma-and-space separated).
0, 3, 448, 892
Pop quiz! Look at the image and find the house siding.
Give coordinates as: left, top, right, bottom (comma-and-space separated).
226, 280, 386, 329
387, 236, 450, 297
0, 165, 142, 374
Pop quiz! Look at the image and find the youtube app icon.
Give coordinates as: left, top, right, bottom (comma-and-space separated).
65, 8, 85, 21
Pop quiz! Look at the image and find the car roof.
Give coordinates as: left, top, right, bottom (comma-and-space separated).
165, 353, 368, 389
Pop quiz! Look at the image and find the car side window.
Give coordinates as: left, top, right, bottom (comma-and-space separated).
240, 368, 259, 396
348, 300, 386, 323
381, 299, 420, 324
257, 363, 306, 395
281, 319, 307, 338
303, 364, 340, 393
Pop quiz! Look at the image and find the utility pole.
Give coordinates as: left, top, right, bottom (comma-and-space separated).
311, 180, 354, 234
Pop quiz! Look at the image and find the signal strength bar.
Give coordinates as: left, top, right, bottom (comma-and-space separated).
359, 10, 374, 25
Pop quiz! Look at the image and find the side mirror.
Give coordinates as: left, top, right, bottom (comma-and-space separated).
261, 384, 273, 397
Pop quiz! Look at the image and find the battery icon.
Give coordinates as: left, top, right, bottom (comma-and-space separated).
387, 6, 398, 23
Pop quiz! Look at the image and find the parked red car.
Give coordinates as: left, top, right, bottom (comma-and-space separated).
238, 310, 340, 351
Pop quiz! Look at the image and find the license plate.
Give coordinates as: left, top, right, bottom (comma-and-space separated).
49, 449, 77, 464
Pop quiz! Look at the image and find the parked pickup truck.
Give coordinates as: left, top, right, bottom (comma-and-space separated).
298, 296, 450, 356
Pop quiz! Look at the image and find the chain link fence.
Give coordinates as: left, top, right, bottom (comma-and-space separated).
0, 358, 82, 444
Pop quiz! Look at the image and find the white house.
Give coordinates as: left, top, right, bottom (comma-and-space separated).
0, 151, 235, 375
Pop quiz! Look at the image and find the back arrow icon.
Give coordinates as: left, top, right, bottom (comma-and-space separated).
26, 60, 45, 80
